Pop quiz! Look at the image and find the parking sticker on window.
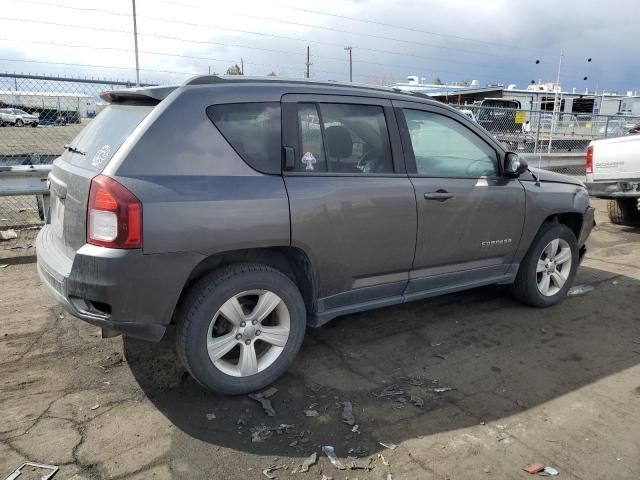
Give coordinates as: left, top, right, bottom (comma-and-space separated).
91, 144, 112, 167
301, 151, 317, 171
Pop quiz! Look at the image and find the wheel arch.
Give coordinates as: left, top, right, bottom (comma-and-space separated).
541, 212, 583, 240
171, 246, 318, 324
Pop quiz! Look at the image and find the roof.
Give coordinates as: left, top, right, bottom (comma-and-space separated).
102, 75, 443, 105
392, 84, 505, 98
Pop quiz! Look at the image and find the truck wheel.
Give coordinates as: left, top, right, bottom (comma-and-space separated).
607, 198, 640, 226
175, 263, 306, 394
511, 223, 579, 308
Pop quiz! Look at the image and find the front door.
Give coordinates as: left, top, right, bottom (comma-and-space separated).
394, 102, 526, 297
282, 95, 417, 314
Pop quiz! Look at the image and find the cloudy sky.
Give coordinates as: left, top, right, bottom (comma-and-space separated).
1, 0, 637, 92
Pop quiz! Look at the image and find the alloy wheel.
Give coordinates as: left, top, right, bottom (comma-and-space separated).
206, 289, 291, 377
536, 238, 572, 296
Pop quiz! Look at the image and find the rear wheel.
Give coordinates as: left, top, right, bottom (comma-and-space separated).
176, 263, 306, 394
511, 223, 579, 307
607, 198, 640, 226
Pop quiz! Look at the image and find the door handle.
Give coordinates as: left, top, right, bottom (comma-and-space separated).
424, 191, 454, 201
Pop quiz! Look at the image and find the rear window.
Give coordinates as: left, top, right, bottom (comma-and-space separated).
65, 105, 153, 173
206, 102, 281, 174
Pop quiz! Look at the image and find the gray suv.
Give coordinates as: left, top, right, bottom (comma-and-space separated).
37, 76, 594, 394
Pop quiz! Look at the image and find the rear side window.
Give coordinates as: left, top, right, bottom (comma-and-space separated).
207, 103, 281, 174
295, 103, 394, 174
65, 105, 153, 173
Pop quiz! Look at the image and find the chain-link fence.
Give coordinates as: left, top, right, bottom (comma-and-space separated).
0, 73, 146, 259
452, 104, 640, 155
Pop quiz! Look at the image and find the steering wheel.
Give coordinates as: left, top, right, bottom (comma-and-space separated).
357, 149, 381, 173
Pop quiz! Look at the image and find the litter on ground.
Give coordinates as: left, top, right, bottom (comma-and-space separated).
322, 445, 346, 470
523, 463, 545, 474
433, 387, 453, 393
0, 229, 18, 241
379, 441, 397, 450
341, 401, 356, 425
299, 452, 317, 473
4, 462, 59, 480
248, 393, 276, 417
567, 284, 595, 296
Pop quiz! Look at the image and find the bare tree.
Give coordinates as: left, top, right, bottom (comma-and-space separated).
226, 64, 243, 75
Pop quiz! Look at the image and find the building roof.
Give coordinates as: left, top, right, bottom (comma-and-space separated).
0, 90, 93, 98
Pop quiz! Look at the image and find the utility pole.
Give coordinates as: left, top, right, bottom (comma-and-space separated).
344, 46, 352, 82
240, 58, 244, 75
131, 0, 140, 86
305, 46, 312, 79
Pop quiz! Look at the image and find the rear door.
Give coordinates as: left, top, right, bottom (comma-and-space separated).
47, 104, 154, 260
394, 101, 525, 297
282, 94, 416, 312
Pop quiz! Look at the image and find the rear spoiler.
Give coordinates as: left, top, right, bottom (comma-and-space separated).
100, 85, 177, 104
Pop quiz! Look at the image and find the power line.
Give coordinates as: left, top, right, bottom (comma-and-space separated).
0, 35, 513, 83
0, 38, 346, 77
0, 15, 531, 81
13, 0, 537, 63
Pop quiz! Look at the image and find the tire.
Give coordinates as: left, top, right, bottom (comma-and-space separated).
30, 122, 38, 128
15, 119, 23, 127
511, 223, 579, 308
607, 198, 640, 226
175, 263, 306, 394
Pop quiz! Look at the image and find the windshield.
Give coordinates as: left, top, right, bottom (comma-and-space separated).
62, 104, 153, 173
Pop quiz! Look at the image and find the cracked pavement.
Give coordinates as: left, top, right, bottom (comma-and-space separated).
1, 199, 639, 479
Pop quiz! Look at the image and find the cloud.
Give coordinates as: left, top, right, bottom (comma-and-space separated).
0, 0, 636, 92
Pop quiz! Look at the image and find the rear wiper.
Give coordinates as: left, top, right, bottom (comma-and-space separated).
64, 144, 85, 155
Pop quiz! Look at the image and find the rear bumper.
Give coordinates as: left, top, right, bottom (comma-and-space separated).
586, 180, 640, 198
36, 226, 202, 341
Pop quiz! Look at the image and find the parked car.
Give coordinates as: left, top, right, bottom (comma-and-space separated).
585, 135, 640, 226
37, 76, 595, 394
0, 108, 39, 127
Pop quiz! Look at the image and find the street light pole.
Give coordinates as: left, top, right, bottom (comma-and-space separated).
344, 46, 352, 82
131, 0, 140, 86
548, 50, 563, 153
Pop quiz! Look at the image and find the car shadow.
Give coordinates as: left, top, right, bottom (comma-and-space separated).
124, 265, 640, 460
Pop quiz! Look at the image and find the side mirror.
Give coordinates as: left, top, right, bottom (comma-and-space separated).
505, 152, 528, 177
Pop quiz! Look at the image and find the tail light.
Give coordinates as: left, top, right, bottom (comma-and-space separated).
586, 145, 593, 174
87, 175, 142, 249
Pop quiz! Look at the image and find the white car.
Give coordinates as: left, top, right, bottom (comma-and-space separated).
0, 108, 39, 127
586, 135, 640, 225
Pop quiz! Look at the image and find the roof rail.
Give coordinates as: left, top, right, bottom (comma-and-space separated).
183, 74, 425, 97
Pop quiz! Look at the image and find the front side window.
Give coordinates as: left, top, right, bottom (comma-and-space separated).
207, 102, 281, 174
295, 103, 394, 174
403, 109, 497, 177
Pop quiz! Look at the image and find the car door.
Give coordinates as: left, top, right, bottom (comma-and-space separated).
282, 94, 417, 315
393, 101, 526, 298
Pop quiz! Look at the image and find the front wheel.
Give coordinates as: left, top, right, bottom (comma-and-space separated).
15, 119, 24, 127
176, 263, 306, 394
511, 223, 579, 307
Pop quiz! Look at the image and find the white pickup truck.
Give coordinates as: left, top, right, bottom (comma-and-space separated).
586, 134, 640, 226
